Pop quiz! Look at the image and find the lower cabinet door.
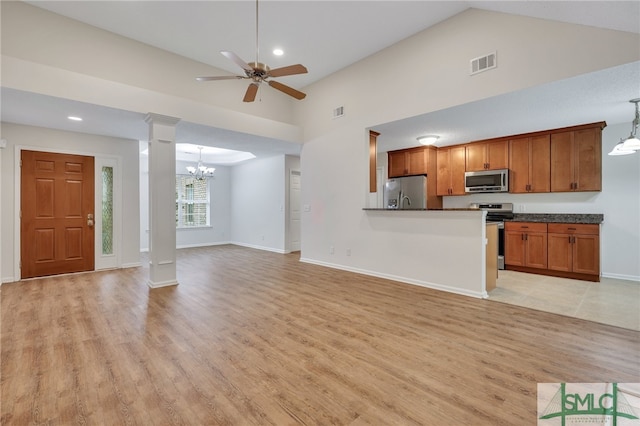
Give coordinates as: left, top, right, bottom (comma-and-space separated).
525, 232, 548, 269
547, 233, 572, 272
573, 234, 600, 275
505, 231, 525, 266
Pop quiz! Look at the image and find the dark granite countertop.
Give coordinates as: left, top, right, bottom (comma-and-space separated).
508, 213, 604, 224
362, 208, 479, 211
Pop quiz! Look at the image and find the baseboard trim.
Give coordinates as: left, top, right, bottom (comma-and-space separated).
231, 242, 287, 254
176, 241, 231, 250
299, 257, 485, 299
601, 272, 640, 282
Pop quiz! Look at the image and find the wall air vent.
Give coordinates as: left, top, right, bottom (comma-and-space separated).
470, 52, 497, 75
332, 106, 344, 119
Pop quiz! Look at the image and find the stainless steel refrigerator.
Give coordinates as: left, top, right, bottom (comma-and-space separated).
383, 175, 427, 209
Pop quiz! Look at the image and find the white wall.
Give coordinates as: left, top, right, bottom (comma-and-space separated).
0, 122, 140, 283
231, 155, 288, 253
139, 152, 232, 251
295, 9, 640, 290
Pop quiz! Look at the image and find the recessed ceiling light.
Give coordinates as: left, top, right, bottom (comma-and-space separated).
273, 48, 284, 56
68, 116, 83, 121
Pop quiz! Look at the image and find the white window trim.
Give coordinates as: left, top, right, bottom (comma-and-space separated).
175, 174, 211, 229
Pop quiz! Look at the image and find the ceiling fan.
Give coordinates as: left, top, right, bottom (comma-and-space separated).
196, 0, 308, 102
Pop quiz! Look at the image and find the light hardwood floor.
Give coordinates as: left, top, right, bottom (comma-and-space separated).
2, 245, 639, 425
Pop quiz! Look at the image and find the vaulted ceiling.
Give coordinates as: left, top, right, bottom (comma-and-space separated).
3, 1, 640, 160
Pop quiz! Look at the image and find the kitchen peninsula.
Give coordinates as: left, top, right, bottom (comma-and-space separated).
363, 208, 492, 298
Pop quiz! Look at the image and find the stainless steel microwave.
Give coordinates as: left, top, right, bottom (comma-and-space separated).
464, 169, 509, 193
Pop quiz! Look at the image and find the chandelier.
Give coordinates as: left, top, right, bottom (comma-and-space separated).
186, 146, 215, 179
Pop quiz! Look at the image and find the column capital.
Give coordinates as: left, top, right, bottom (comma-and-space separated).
144, 113, 181, 126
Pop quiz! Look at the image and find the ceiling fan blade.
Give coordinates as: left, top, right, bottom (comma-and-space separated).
221, 51, 254, 73
243, 82, 259, 102
196, 76, 244, 81
268, 80, 306, 100
268, 64, 308, 78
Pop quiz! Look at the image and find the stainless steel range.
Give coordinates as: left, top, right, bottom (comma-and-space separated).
470, 202, 514, 270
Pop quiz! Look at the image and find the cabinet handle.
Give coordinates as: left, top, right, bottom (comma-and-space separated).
568, 227, 576, 230
524, 234, 528, 241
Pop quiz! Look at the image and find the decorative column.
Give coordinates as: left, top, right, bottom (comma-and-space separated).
145, 113, 180, 288
0, 138, 5, 285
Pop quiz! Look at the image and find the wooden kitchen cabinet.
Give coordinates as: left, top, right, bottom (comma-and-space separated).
436, 145, 466, 195
505, 222, 548, 269
465, 139, 508, 171
547, 223, 600, 278
388, 146, 428, 177
509, 134, 550, 193
550, 124, 603, 192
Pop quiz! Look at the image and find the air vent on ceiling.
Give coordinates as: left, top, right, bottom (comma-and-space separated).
470, 52, 497, 75
332, 106, 344, 119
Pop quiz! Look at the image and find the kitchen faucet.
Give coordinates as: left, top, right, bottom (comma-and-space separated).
400, 192, 411, 208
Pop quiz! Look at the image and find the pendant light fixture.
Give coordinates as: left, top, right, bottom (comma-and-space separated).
608, 98, 640, 156
621, 98, 640, 151
608, 138, 635, 156
186, 146, 215, 180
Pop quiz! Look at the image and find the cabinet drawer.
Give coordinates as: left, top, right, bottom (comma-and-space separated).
505, 222, 547, 233
547, 223, 599, 235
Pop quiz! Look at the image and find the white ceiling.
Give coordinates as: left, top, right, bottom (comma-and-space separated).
3, 1, 640, 161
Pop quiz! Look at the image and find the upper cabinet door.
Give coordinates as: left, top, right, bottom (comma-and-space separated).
509, 135, 550, 193
551, 126, 601, 192
509, 137, 530, 193
529, 135, 551, 192
465, 140, 508, 171
388, 150, 407, 177
574, 128, 601, 192
407, 148, 428, 175
550, 132, 575, 192
486, 140, 509, 170
450, 146, 466, 195
465, 143, 486, 172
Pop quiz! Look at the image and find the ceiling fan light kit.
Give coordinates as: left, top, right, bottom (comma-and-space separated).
196, 0, 308, 102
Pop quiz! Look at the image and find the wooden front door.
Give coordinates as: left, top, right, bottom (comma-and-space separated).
21, 150, 95, 279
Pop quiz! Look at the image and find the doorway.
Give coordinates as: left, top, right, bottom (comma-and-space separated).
20, 150, 95, 279
289, 169, 301, 252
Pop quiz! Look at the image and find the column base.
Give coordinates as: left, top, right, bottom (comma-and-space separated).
147, 279, 179, 288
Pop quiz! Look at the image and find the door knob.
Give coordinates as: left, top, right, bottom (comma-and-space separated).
87, 213, 94, 227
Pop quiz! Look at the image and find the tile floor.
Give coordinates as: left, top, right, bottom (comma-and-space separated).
489, 270, 640, 331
